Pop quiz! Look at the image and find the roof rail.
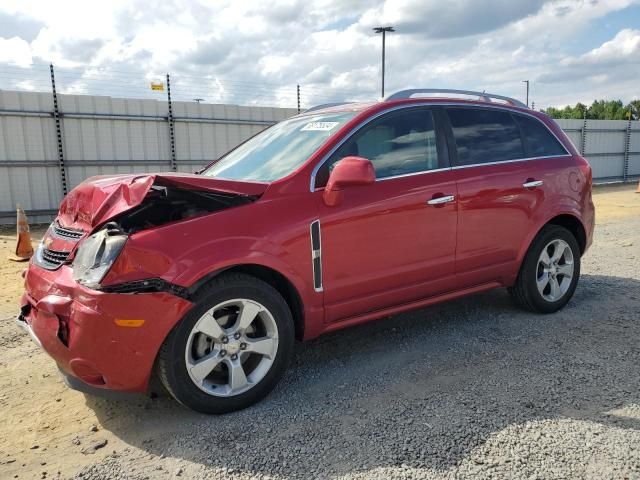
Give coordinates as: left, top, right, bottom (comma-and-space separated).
384, 89, 527, 108
304, 102, 353, 113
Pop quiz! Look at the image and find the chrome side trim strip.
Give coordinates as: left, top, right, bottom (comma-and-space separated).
450, 154, 572, 170
376, 167, 452, 182
309, 102, 571, 191
310, 220, 323, 292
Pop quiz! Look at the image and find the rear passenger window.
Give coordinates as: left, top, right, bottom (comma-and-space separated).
514, 114, 567, 158
447, 108, 524, 166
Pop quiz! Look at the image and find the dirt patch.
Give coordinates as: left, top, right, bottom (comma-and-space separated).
0, 184, 639, 479
591, 182, 640, 222
0, 224, 47, 320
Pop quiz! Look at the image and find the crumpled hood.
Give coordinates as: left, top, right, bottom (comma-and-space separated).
58, 172, 268, 231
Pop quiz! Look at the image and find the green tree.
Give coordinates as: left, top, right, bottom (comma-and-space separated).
626, 100, 640, 120
544, 100, 635, 120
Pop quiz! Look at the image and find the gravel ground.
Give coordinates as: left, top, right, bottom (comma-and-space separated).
1, 184, 639, 479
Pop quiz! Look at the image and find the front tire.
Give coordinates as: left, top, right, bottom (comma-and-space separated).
509, 225, 581, 313
157, 273, 294, 414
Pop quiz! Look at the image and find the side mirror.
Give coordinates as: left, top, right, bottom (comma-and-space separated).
323, 156, 376, 207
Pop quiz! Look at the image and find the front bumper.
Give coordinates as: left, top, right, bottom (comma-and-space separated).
19, 263, 193, 392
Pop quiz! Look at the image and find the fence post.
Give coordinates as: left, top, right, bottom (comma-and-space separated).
49, 63, 68, 196
623, 118, 631, 181
297, 84, 301, 114
166, 73, 177, 172
580, 111, 587, 156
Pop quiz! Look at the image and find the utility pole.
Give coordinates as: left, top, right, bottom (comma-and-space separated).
522, 80, 529, 107
374, 26, 394, 98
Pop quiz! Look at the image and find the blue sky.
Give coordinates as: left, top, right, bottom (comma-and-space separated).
566, 3, 640, 52
0, 0, 638, 109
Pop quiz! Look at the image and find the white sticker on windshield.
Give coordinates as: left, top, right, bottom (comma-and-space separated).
301, 122, 339, 132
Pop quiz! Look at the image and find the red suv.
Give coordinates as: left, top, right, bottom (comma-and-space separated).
18, 89, 594, 413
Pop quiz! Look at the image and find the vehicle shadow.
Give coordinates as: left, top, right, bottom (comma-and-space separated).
85, 273, 640, 477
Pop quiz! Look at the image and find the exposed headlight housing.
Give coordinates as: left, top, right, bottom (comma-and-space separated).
34, 237, 46, 265
32, 223, 54, 269
72, 227, 127, 288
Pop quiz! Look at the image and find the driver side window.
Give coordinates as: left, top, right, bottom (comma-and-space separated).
314, 108, 439, 188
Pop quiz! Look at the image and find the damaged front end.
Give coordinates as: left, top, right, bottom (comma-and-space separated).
33, 173, 266, 293
21, 172, 264, 392
114, 184, 256, 234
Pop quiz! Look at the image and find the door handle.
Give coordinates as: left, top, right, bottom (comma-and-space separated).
427, 195, 455, 205
523, 180, 543, 188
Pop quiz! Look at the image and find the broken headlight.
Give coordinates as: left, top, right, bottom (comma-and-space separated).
72, 227, 127, 288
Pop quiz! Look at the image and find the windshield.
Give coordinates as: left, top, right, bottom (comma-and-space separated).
202, 111, 356, 182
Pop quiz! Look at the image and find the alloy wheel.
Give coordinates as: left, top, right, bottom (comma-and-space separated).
536, 239, 574, 302
185, 299, 279, 397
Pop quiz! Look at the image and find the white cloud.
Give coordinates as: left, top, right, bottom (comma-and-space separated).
0, 37, 32, 67
536, 28, 640, 104
581, 28, 640, 63
0, 0, 639, 107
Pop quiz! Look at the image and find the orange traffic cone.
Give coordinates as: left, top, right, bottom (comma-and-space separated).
8, 204, 34, 262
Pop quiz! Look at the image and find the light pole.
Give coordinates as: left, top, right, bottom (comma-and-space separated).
193, 98, 204, 103
522, 80, 529, 107
374, 26, 394, 98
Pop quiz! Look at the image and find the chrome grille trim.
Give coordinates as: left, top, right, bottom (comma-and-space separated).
52, 221, 84, 240
39, 248, 71, 270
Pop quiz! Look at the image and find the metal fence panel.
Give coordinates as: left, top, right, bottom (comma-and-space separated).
584, 119, 626, 153
584, 120, 624, 180
629, 155, 640, 176
555, 118, 640, 182
588, 154, 626, 179
630, 128, 640, 152
626, 125, 640, 178
0, 91, 63, 223
554, 119, 584, 153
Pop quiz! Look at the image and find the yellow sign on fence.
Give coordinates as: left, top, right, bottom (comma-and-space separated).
150, 82, 164, 91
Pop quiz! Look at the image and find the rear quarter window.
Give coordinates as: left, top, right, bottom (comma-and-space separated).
514, 114, 568, 158
446, 108, 524, 166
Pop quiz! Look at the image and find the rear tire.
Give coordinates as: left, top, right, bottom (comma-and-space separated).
509, 225, 581, 313
157, 273, 294, 414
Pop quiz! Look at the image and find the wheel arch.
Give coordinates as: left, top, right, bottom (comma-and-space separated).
189, 264, 306, 341
545, 214, 587, 255
509, 212, 587, 287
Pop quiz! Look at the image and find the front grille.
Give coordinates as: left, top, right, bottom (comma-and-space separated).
52, 221, 84, 240
40, 248, 71, 270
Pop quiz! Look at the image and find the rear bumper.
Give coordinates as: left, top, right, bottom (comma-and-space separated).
20, 263, 193, 393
